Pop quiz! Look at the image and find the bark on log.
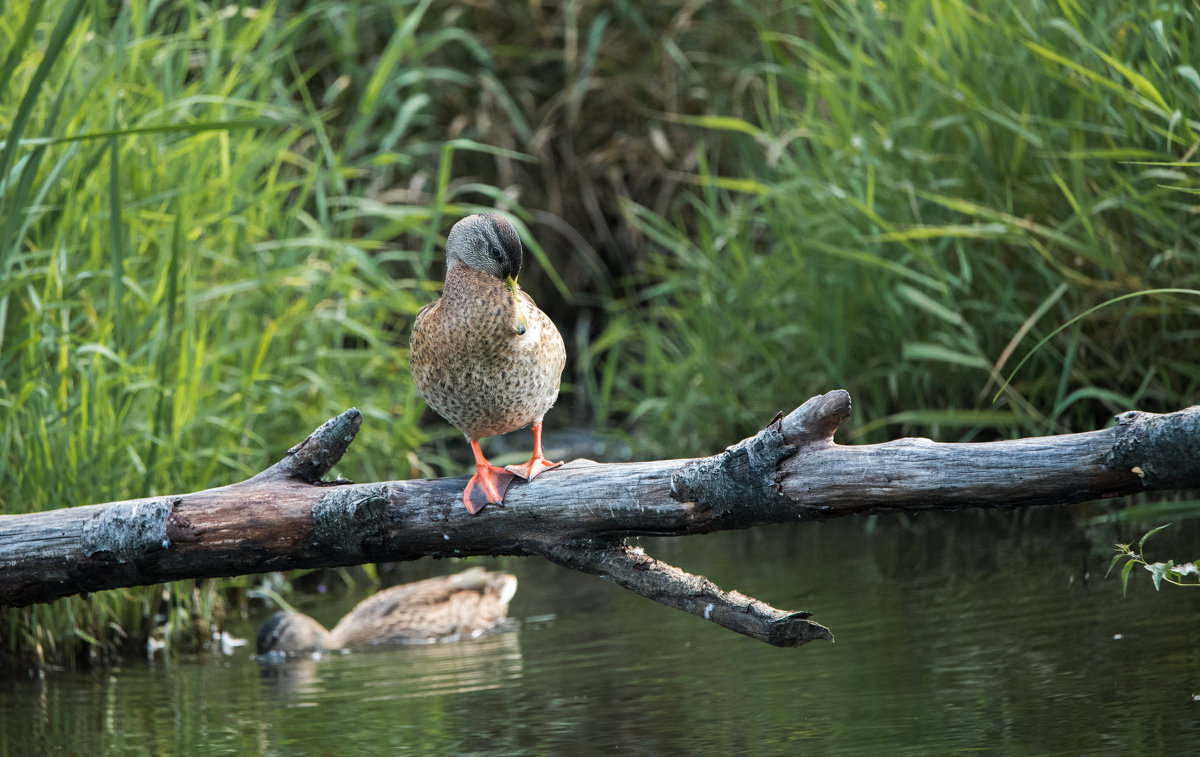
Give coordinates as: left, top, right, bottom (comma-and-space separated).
2, 390, 1198, 648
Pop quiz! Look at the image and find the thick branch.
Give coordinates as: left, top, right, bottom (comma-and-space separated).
3, 391, 1198, 647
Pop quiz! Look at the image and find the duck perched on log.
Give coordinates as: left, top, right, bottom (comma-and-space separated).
256, 568, 519, 655
409, 214, 567, 513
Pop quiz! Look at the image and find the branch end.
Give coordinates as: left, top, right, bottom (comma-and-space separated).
766, 613, 835, 647
256, 408, 363, 484
1107, 406, 1200, 489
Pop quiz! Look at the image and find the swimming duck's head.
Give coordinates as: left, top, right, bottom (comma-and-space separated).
256, 611, 336, 656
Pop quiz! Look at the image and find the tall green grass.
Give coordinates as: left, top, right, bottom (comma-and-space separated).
0, 1, 532, 664
588, 0, 1200, 455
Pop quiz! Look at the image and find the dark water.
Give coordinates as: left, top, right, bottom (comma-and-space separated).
2, 509, 1198, 755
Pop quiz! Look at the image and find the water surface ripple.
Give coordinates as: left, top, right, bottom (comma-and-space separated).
2, 511, 1197, 755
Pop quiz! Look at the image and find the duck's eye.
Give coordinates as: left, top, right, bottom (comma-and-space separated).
490, 245, 503, 260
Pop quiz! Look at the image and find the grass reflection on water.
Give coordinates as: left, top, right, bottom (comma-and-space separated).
2, 510, 1198, 755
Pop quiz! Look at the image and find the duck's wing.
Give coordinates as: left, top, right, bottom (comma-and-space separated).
413, 298, 438, 327
408, 298, 445, 399
389, 568, 518, 610
517, 290, 566, 373
442, 567, 519, 606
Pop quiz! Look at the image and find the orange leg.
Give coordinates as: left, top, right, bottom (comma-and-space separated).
504, 420, 562, 481
463, 439, 516, 514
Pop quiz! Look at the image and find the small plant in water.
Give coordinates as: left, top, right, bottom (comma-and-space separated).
1108, 524, 1200, 595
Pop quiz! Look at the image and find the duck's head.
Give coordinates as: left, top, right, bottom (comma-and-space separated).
446, 214, 527, 334
256, 611, 336, 656
446, 214, 523, 280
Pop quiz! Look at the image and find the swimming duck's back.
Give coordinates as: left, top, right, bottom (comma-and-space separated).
329, 568, 518, 647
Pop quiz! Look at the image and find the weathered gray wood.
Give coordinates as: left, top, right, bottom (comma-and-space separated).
2, 390, 1198, 647
535, 541, 833, 646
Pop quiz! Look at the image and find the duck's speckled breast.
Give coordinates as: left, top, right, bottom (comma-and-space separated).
409, 266, 565, 440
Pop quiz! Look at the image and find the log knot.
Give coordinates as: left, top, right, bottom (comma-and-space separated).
311, 484, 389, 556
670, 414, 796, 518
82, 499, 173, 562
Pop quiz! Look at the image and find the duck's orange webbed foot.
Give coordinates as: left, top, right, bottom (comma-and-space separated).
464, 440, 516, 514
503, 420, 562, 481
463, 465, 515, 514
504, 455, 561, 481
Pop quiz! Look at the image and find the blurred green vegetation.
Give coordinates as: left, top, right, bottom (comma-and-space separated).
587, 0, 1200, 454
2, 0, 1198, 664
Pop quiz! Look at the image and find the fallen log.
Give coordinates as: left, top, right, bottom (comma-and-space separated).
2, 390, 1198, 647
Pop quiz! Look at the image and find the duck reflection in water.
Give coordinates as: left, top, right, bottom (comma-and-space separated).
256, 568, 518, 656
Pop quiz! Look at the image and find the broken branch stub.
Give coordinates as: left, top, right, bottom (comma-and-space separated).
251, 407, 363, 484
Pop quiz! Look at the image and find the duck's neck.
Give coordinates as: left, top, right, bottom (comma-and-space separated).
279, 613, 339, 653
442, 264, 527, 333
444, 262, 508, 291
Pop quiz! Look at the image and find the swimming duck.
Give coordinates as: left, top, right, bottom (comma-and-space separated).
409, 214, 567, 513
256, 568, 518, 655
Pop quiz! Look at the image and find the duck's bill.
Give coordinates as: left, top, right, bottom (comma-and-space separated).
505, 276, 527, 335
